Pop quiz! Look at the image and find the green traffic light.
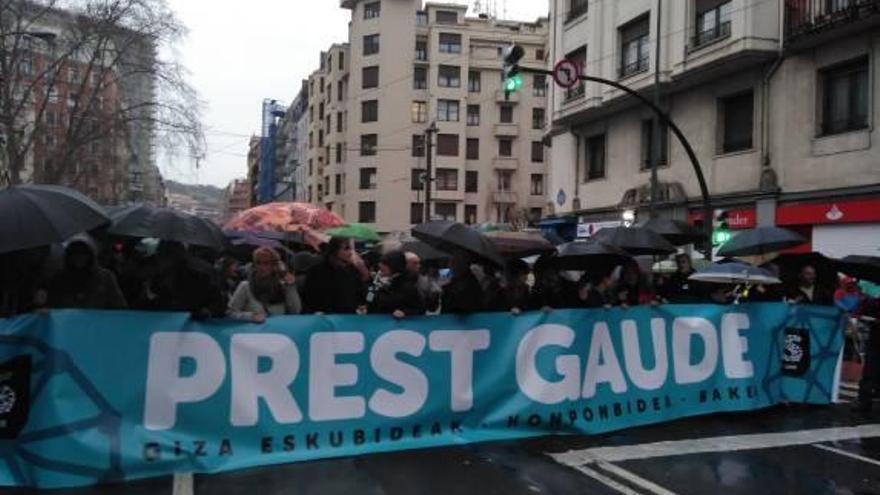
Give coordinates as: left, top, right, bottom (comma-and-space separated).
712, 230, 732, 246
504, 74, 523, 92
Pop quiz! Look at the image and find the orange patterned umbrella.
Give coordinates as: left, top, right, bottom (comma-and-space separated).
224, 202, 343, 250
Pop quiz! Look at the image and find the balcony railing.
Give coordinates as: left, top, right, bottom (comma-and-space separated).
619, 57, 650, 79
690, 21, 731, 51
564, 83, 585, 104
785, 0, 880, 40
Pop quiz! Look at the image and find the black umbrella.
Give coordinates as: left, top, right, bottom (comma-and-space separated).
109, 204, 227, 250
0, 184, 110, 254
400, 240, 450, 262
639, 218, 705, 246
554, 239, 632, 270
717, 227, 806, 257
838, 255, 880, 284
770, 252, 840, 287
592, 226, 677, 256
412, 221, 504, 267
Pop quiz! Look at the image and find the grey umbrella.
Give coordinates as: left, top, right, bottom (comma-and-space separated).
412, 221, 504, 267
716, 227, 807, 257
639, 217, 705, 246
109, 204, 227, 250
593, 226, 678, 256
689, 261, 781, 285
554, 238, 632, 270
0, 184, 110, 254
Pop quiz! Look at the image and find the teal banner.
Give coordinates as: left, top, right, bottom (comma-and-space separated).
0, 304, 845, 489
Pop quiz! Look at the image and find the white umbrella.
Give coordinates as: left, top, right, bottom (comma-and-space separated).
689, 261, 781, 285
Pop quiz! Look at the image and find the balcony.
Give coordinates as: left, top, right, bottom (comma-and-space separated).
495, 90, 520, 104
785, 0, 880, 47
564, 83, 585, 104
494, 123, 519, 136
493, 157, 519, 170
689, 21, 731, 52
492, 191, 519, 204
618, 57, 650, 79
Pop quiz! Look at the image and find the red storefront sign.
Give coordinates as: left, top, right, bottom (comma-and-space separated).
688, 208, 757, 230
777, 198, 880, 226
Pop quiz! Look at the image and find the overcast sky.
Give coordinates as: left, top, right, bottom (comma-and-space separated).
162, 0, 550, 188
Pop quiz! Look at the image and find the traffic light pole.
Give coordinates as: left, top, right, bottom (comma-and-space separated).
520, 66, 714, 258
424, 122, 437, 223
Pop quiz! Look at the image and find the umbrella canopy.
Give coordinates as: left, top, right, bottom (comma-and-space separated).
485, 230, 556, 258
838, 255, 880, 284
326, 223, 381, 242
716, 226, 806, 257
689, 261, 781, 285
0, 184, 110, 254
412, 221, 504, 267
400, 240, 450, 262
554, 239, 632, 270
109, 204, 227, 249
224, 202, 344, 232
639, 218, 705, 246
592, 226, 678, 256
541, 230, 566, 246
224, 229, 307, 244
770, 252, 840, 286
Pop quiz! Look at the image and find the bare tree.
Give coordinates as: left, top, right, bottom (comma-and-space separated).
0, 0, 203, 201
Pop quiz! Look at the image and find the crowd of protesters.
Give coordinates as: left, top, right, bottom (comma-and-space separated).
1, 233, 875, 321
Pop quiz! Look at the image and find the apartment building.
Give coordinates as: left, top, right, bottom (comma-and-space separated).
289, 1, 549, 233
546, 0, 880, 256
275, 81, 310, 202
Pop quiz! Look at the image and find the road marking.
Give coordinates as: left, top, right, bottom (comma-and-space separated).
566, 463, 648, 495
549, 424, 880, 465
172, 473, 193, 495
596, 461, 678, 495
814, 444, 880, 467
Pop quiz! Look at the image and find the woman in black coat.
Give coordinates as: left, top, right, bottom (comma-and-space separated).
369, 251, 424, 318
302, 237, 366, 314
442, 250, 484, 314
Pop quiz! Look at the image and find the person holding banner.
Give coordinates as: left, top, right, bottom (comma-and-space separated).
368, 250, 424, 318
441, 250, 484, 314
855, 296, 880, 413
228, 247, 302, 322
302, 237, 366, 314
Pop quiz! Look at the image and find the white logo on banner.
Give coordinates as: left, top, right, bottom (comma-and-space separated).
0, 385, 16, 415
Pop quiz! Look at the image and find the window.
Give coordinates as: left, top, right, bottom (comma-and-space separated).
362, 66, 379, 89
436, 168, 458, 191
497, 170, 513, 191
439, 33, 461, 53
533, 75, 547, 97
364, 34, 380, 56
498, 138, 513, 157
466, 171, 478, 193
335, 174, 342, 194
318, 129, 324, 147
640, 119, 669, 170
585, 134, 606, 181
437, 99, 460, 122
438, 65, 460, 88
45, 110, 57, 127
336, 143, 343, 164
414, 67, 427, 89
436, 10, 458, 24
364, 1, 380, 19
362, 100, 378, 123
411, 101, 427, 123
530, 174, 544, 196
568, 0, 589, 21
465, 205, 478, 224
416, 11, 428, 25
466, 138, 480, 160
412, 135, 426, 157
337, 111, 343, 132
361, 134, 378, 156
468, 71, 481, 93
565, 46, 587, 101
822, 58, 869, 136
720, 91, 754, 153
531, 141, 544, 163
467, 105, 480, 126
327, 114, 332, 129
532, 108, 545, 130
500, 104, 513, 123
360, 168, 377, 190
435, 203, 457, 222
694, 0, 732, 48
416, 37, 428, 61
47, 86, 59, 103
320, 77, 325, 92
339, 52, 345, 70
411, 169, 425, 190
319, 102, 325, 120
359, 202, 377, 223
337, 81, 344, 101
536, 48, 545, 60
620, 16, 650, 78
328, 54, 333, 70
437, 134, 459, 156
411, 203, 425, 224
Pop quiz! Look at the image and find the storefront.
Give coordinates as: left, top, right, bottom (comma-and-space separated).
776, 198, 880, 258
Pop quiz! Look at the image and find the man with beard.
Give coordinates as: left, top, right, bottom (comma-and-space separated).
229, 247, 302, 322
47, 235, 127, 310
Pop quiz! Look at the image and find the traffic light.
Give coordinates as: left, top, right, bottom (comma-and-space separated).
502, 44, 525, 98
712, 210, 732, 246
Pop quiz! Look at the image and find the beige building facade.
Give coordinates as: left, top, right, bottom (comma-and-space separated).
547, 0, 880, 256
296, 1, 549, 233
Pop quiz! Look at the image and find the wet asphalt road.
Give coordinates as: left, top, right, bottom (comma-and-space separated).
9, 398, 880, 495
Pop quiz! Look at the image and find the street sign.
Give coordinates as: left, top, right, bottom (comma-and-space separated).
552, 59, 581, 89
